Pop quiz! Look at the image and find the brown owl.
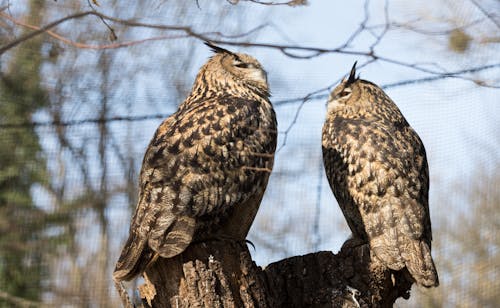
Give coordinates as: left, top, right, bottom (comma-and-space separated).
322, 62, 438, 287
113, 42, 277, 283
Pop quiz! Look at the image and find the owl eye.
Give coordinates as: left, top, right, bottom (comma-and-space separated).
235, 62, 249, 68
339, 88, 352, 97
233, 60, 257, 69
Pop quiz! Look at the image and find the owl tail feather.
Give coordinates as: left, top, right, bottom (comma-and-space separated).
113, 233, 155, 282
404, 240, 439, 288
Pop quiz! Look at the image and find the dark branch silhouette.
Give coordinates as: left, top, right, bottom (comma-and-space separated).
0, 62, 496, 130
1, 8, 496, 79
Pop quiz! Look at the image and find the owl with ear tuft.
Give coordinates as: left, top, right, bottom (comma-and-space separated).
322, 62, 439, 288
113, 42, 277, 284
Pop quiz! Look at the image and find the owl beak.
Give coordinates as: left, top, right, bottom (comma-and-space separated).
261, 70, 268, 84
326, 91, 342, 111
326, 98, 341, 113
250, 69, 268, 85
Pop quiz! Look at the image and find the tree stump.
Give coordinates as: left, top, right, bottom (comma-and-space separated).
139, 239, 414, 307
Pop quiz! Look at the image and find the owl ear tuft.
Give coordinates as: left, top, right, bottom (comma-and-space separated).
347, 61, 359, 84
204, 41, 235, 56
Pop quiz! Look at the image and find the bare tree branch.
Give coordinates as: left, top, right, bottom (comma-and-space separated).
86, 0, 117, 40
0, 11, 95, 54
0, 62, 496, 130
377, 17, 488, 36
469, 0, 500, 29
382, 62, 500, 89
0, 290, 50, 308
0, 114, 167, 128
337, 0, 371, 50
1, 9, 493, 78
368, 0, 390, 51
0, 11, 268, 51
227, 0, 307, 6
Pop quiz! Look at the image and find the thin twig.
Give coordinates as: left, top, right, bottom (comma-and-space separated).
312, 154, 323, 251
368, 0, 390, 51
0, 12, 268, 51
86, 0, 117, 40
0, 62, 497, 130
468, 0, 500, 29
276, 93, 313, 153
0, 290, 50, 308
229, 0, 307, 6
382, 62, 500, 89
0, 11, 95, 55
0, 10, 487, 77
0, 114, 168, 129
337, 0, 371, 50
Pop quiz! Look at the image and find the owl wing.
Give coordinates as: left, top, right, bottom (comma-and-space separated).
391, 124, 437, 287
113, 95, 276, 281
323, 116, 438, 287
322, 116, 373, 240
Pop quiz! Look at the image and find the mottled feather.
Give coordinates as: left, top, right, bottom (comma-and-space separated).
114, 44, 277, 282
322, 63, 438, 287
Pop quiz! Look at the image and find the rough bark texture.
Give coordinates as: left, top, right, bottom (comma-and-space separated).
140, 239, 414, 307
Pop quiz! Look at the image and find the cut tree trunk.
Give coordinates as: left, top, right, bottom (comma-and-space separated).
138, 238, 414, 307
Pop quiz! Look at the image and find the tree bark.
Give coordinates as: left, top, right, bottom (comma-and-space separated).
140, 239, 413, 307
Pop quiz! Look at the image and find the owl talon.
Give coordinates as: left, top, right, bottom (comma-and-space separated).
245, 239, 256, 251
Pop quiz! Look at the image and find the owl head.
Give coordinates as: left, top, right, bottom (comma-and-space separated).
198, 42, 269, 95
327, 62, 390, 115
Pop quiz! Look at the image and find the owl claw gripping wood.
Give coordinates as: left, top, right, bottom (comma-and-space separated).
322, 62, 439, 288
113, 42, 277, 304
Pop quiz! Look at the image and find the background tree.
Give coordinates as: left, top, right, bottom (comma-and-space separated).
0, 0, 55, 304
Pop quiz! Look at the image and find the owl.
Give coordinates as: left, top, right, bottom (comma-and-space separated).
322, 62, 439, 287
113, 42, 277, 282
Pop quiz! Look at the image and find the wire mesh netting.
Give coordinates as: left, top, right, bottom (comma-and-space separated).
0, 0, 499, 306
